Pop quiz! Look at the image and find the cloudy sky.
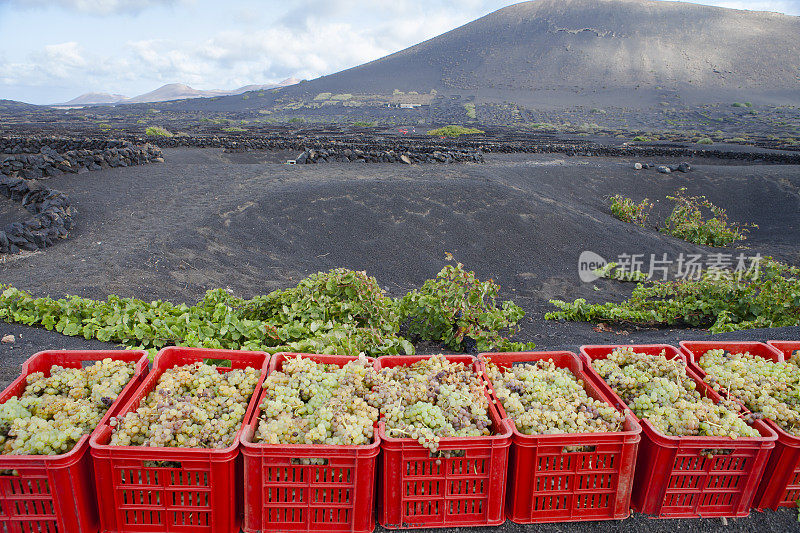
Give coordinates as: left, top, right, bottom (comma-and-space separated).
1, 0, 799, 104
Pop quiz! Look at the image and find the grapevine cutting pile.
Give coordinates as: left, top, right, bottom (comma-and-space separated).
109, 363, 260, 448
483, 359, 624, 435
591, 348, 758, 438
699, 349, 800, 436
255, 355, 379, 445
370, 355, 492, 452
0, 359, 135, 455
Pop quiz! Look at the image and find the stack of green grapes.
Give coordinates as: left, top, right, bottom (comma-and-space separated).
255, 355, 379, 446
483, 358, 624, 435
110, 362, 260, 448
0, 359, 136, 455
368, 355, 492, 452
591, 348, 758, 438
699, 349, 800, 436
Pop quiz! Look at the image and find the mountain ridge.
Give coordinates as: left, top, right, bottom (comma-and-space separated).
262, 0, 800, 106
55, 77, 301, 106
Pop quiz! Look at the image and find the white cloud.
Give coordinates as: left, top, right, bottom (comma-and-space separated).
0, 41, 131, 89
4, 0, 181, 15
126, 22, 391, 88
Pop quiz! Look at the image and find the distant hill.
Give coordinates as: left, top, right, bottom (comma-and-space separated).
0, 99, 41, 112
56, 78, 301, 106
58, 93, 128, 106
176, 0, 800, 111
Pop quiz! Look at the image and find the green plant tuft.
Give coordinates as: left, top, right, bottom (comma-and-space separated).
145, 126, 172, 137
399, 256, 535, 353
427, 125, 484, 137
663, 187, 754, 247
609, 195, 652, 226
547, 258, 800, 333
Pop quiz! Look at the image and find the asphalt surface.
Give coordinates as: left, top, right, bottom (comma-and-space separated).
0, 148, 798, 531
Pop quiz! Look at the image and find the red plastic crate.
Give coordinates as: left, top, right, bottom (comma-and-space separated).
681, 341, 800, 510
580, 344, 777, 518
90, 347, 269, 533
477, 351, 641, 523
241, 353, 380, 533
375, 355, 512, 529
0, 350, 149, 533
767, 340, 800, 361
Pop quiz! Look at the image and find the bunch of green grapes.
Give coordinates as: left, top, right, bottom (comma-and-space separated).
368, 355, 491, 452
699, 349, 800, 436
255, 355, 379, 446
790, 350, 800, 367
483, 359, 624, 435
591, 348, 759, 438
0, 359, 136, 455
110, 363, 260, 448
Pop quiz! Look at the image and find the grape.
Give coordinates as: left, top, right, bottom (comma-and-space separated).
699, 349, 800, 436
482, 359, 624, 435
591, 348, 759, 438
368, 355, 491, 452
790, 350, 800, 368
0, 359, 136, 455
255, 355, 379, 446
109, 363, 260, 448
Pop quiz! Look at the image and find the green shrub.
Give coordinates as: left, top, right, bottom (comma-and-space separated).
632, 136, 649, 142
427, 125, 484, 137
609, 195, 652, 226
547, 258, 800, 333
663, 187, 754, 247
464, 103, 477, 119
242, 94, 250, 100
399, 257, 535, 352
0, 263, 532, 357
351, 121, 375, 127
145, 126, 172, 137
697, 137, 713, 145
222, 127, 246, 132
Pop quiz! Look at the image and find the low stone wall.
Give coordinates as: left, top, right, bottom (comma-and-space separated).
293, 148, 484, 164
115, 133, 800, 164
0, 137, 140, 154
1, 144, 163, 179
0, 176, 75, 254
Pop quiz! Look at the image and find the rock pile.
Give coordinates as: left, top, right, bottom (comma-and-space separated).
0, 176, 75, 254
